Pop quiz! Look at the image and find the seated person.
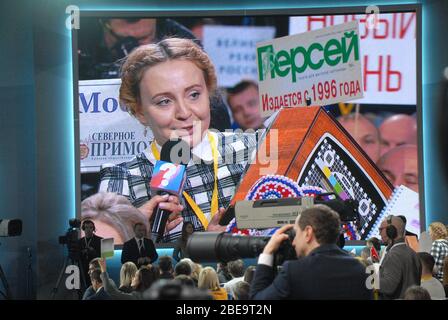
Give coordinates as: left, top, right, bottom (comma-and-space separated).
403, 286, 431, 300
198, 267, 228, 300
158, 256, 174, 280
83, 269, 111, 300
174, 260, 192, 277
119, 262, 138, 293
233, 281, 251, 300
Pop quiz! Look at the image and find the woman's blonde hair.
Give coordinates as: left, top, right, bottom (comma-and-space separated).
81, 192, 149, 242
120, 262, 138, 288
198, 267, 220, 291
119, 37, 217, 116
191, 263, 203, 282
429, 222, 448, 240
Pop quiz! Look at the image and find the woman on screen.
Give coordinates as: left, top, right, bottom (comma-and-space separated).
98, 38, 257, 242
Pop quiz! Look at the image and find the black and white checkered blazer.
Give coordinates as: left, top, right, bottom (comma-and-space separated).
99, 131, 258, 242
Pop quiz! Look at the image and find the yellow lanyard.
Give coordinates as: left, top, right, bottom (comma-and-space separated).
150, 132, 219, 229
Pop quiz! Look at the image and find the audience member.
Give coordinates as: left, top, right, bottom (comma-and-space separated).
158, 256, 174, 280
99, 258, 159, 300
83, 269, 111, 300
378, 215, 421, 299
190, 263, 203, 287
174, 275, 196, 288
82, 258, 104, 300
136, 257, 153, 269
198, 267, 228, 300
429, 222, 448, 281
224, 259, 245, 296
358, 247, 373, 267
217, 262, 232, 284
443, 256, 448, 297
366, 237, 381, 263
232, 281, 251, 300
250, 205, 372, 299
403, 286, 431, 300
119, 262, 138, 293
174, 260, 192, 277
243, 266, 256, 285
417, 252, 446, 299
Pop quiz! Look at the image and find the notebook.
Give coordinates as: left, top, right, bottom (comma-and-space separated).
368, 185, 420, 238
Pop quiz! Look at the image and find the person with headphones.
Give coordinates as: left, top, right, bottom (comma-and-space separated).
79, 220, 103, 287
378, 215, 422, 299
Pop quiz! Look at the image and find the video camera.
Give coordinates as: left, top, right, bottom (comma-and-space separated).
79, 36, 139, 79
0, 219, 22, 237
186, 197, 358, 264
58, 218, 81, 260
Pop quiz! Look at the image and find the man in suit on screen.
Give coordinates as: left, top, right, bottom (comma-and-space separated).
121, 222, 158, 266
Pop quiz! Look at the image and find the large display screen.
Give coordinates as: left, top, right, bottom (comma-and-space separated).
74, 9, 421, 245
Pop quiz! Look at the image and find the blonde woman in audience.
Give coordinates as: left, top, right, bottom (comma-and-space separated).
191, 263, 203, 286
198, 267, 228, 300
119, 262, 138, 293
429, 222, 448, 281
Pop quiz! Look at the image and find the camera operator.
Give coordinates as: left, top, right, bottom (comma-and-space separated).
250, 204, 372, 300
79, 220, 103, 286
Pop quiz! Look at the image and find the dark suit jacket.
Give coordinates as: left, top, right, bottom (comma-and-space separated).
79, 234, 103, 263
79, 234, 103, 283
250, 244, 372, 300
85, 287, 111, 300
121, 237, 158, 265
379, 240, 422, 299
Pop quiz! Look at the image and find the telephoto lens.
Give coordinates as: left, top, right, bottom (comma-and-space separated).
185, 232, 270, 263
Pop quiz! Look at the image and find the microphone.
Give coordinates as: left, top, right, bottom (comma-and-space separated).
150, 138, 191, 243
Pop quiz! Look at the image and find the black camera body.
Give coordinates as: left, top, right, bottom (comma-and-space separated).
58, 219, 82, 260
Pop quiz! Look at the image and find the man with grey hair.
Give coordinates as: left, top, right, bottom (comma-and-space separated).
250, 205, 372, 299
378, 215, 422, 299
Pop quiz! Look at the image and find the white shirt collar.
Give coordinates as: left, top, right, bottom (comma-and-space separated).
135, 237, 144, 243
142, 130, 218, 165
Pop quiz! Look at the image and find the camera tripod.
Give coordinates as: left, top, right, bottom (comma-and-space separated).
51, 253, 87, 300
0, 263, 12, 300
0, 241, 12, 300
